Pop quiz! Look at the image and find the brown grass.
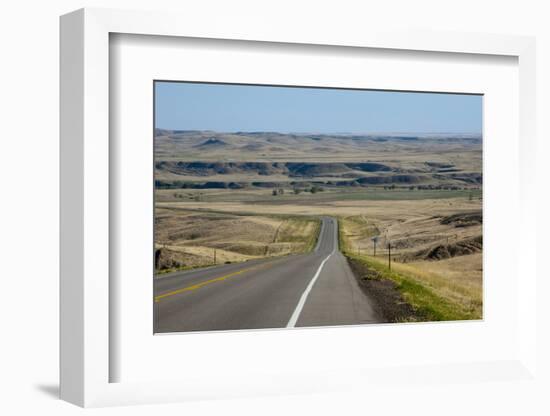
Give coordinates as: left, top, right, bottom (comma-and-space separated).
154, 208, 319, 273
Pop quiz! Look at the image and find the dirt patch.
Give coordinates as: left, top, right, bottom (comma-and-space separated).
346, 257, 426, 322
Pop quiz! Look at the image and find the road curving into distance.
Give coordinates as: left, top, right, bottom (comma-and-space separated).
154, 217, 382, 333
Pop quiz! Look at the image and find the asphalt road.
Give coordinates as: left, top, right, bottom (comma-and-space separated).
154, 217, 382, 333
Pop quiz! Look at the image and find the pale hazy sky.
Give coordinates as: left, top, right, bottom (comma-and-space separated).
155, 81, 482, 134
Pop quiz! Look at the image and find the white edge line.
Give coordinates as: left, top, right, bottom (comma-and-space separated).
286, 249, 335, 328
286, 252, 333, 327
287, 218, 337, 328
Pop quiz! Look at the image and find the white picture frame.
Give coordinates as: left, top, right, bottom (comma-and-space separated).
60, 7, 537, 408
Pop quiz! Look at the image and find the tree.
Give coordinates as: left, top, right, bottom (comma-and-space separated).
293, 187, 302, 195
272, 189, 278, 196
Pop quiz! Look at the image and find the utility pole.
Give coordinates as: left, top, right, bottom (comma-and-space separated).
214, 248, 217, 265
388, 242, 391, 271
371, 236, 379, 257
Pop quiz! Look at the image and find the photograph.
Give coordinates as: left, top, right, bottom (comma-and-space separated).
6, 0, 542, 412
153, 81, 483, 333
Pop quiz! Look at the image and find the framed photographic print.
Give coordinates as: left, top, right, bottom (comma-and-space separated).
60, 8, 538, 408
152, 81, 483, 334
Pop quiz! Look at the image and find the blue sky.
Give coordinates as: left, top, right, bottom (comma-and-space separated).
155, 81, 482, 134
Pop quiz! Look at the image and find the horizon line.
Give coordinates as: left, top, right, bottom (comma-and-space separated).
155, 128, 482, 136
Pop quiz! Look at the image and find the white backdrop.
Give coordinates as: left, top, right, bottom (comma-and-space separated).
1, 1, 549, 415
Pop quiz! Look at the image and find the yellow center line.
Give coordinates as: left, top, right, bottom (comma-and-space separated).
154, 262, 273, 302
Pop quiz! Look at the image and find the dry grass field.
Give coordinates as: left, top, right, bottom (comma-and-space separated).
154, 208, 320, 273
156, 189, 481, 216
156, 191, 483, 314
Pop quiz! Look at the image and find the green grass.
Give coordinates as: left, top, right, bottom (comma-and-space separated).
338, 218, 479, 322
191, 188, 482, 204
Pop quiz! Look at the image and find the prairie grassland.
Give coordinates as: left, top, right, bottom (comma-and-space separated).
153, 130, 483, 318
156, 189, 483, 319
154, 208, 320, 273
339, 214, 482, 320
157, 189, 482, 223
